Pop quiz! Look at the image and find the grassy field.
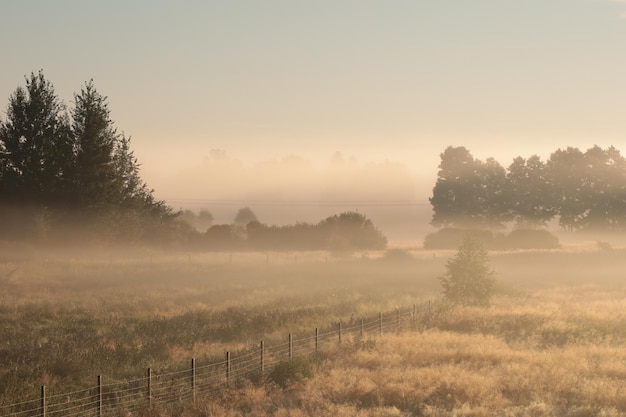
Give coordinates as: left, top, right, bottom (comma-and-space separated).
179, 286, 626, 417
0, 244, 441, 404
1, 242, 625, 416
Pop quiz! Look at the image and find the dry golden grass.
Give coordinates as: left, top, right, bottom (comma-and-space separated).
175, 287, 626, 417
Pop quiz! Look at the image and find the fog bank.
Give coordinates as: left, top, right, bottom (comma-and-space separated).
150, 151, 435, 241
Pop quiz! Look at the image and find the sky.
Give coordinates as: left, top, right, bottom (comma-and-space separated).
2, 0, 626, 237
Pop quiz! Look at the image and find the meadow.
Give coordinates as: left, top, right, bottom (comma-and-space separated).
205, 286, 626, 417
0, 241, 625, 416
0, 244, 441, 404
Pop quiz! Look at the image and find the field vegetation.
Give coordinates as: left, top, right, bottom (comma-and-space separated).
0, 243, 440, 405
230, 285, 626, 417
1, 242, 625, 416
181, 273, 626, 416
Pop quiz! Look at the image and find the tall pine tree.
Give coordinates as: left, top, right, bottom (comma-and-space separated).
70, 80, 118, 212
0, 71, 73, 206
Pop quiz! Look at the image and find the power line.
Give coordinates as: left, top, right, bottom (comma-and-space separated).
162, 199, 431, 207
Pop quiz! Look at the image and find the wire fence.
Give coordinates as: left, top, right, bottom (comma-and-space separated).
0, 300, 437, 417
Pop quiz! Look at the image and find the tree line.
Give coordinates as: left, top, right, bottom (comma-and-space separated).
0, 71, 175, 242
0, 72, 388, 250
217, 211, 387, 251
178, 208, 387, 252
430, 145, 626, 232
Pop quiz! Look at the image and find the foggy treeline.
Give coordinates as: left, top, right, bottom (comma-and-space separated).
7, 72, 626, 249
0, 72, 388, 250
163, 150, 421, 242
431, 145, 626, 232
199, 210, 387, 251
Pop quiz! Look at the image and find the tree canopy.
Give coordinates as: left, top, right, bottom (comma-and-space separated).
431, 145, 626, 232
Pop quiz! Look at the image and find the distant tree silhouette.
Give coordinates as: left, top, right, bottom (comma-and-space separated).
430, 147, 507, 228
210, 211, 387, 251
430, 146, 479, 227
320, 211, 387, 250
180, 209, 214, 232
579, 146, 626, 230
506, 155, 556, 228
233, 207, 258, 226
546, 147, 587, 231
479, 157, 509, 227
180, 210, 197, 227
205, 224, 240, 249
196, 209, 214, 231
431, 145, 626, 233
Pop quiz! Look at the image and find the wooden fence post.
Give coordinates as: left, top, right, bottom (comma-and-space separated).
225, 352, 231, 383
40, 385, 45, 417
191, 358, 196, 403
147, 368, 152, 409
315, 328, 319, 352
338, 322, 342, 344
260, 341, 265, 376
97, 375, 103, 417
360, 318, 364, 337
379, 312, 383, 336
288, 334, 293, 359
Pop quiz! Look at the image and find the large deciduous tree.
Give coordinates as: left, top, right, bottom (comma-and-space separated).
479, 157, 510, 227
506, 155, 556, 228
430, 146, 481, 227
430, 146, 507, 228
431, 144, 626, 234
579, 145, 626, 231
546, 147, 587, 231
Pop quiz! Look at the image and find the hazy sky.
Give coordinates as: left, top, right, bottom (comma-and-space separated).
2, 0, 626, 203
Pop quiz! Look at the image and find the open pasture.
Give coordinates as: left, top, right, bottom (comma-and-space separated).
185, 285, 626, 417
0, 245, 440, 404
0, 243, 625, 416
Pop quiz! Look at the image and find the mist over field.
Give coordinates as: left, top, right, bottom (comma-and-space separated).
3, 1, 626, 415
151, 150, 434, 241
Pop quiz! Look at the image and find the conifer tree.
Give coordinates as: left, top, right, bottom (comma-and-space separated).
70, 80, 118, 211
0, 71, 73, 206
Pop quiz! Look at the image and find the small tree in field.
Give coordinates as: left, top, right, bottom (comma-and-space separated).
439, 236, 496, 306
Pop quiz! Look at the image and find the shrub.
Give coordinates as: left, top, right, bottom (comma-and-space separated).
267, 357, 314, 388
438, 237, 497, 306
